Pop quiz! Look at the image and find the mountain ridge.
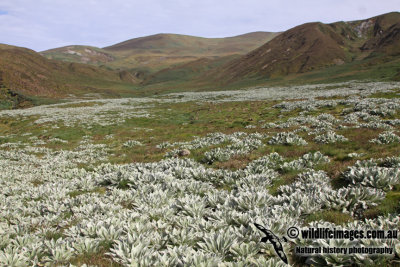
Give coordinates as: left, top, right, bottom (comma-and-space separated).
41, 32, 280, 73
1, 12, 400, 105
201, 12, 400, 85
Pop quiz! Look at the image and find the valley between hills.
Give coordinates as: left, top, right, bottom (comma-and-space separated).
1, 12, 400, 108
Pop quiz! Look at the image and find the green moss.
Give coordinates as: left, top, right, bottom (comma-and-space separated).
45, 231, 65, 240
70, 247, 123, 267
31, 179, 44, 187
363, 185, 400, 218
117, 179, 130, 190
268, 171, 300, 196
305, 210, 354, 225
368, 89, 400, 99
68, 187, 107, 198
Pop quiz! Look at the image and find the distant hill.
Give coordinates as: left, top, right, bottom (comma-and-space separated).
41, 32, 279, 73
41, 46, 115, 65
103, 32, 278, 55
0, 44, 139, 100
204, 12, 400, 85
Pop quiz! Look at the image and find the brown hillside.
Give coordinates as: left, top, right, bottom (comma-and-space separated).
103, 32, 279, 56
205, 12, 400, 84
0, 44, 137, 97
207, 23, 351, 83
361, 12, 400, 55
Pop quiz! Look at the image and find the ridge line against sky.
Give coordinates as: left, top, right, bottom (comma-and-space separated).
0, 0, 399, 52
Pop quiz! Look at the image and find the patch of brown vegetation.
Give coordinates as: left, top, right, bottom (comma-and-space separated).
278, 147, 309, 159
326, 159, 357, 181
344, 128, 383, 145
71, 250, 123, 267
213, 154, 252, 170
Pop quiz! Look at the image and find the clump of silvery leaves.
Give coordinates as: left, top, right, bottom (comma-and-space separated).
370, 131, 400, 144
268, 132, 308, 146
314, 131, 348, 144
123, 140, 143, 148
344, 159, 400, 191
280, 151, 330, 172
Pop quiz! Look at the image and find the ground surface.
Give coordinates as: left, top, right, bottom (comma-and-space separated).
0, 81, 399, 266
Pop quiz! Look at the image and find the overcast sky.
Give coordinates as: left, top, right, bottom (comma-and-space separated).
0, 0, 398, 51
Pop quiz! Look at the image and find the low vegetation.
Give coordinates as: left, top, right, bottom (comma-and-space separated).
0, 81, 399, 266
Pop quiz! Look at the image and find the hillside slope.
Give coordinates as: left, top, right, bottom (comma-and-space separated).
360, 12, 400, 56
0, 44, 138, 98
204, 12, 400, 85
